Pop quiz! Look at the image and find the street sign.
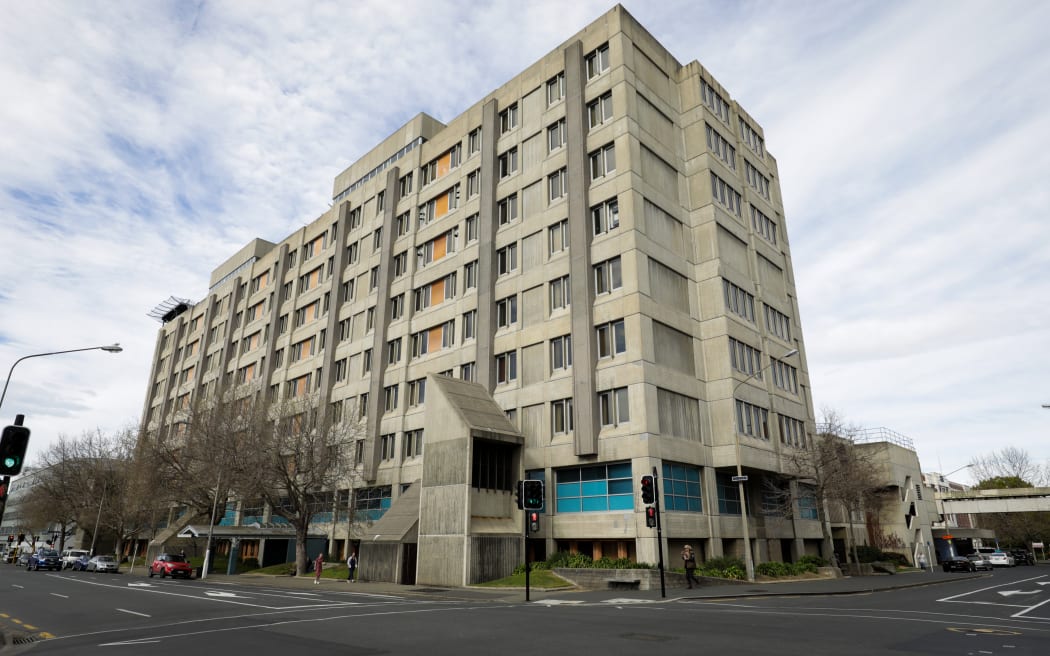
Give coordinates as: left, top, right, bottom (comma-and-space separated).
1033, 541, 1044, 549
731, 475, 748, 482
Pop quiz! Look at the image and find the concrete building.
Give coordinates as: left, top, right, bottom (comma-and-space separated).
140, 5, 821, 585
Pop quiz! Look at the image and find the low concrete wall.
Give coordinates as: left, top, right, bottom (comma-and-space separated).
552, 568, 750, 590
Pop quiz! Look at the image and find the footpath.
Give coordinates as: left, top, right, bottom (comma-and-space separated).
148, 566, 996, 604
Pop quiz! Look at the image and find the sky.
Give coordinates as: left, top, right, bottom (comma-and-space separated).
1, 0, 1047, 486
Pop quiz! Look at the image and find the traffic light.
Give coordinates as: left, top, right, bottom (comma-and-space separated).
0, 478, 7, 503
640, 475, 655, 505
514, 480, 524, 509
0, 425, 31, 476
522, 480, 544, 510
528, 511, 540, 533
645, 506, 657, 528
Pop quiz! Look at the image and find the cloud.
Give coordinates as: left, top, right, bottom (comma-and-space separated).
1, 0, 1047, 481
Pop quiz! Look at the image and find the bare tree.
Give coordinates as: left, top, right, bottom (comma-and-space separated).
776, 408, 884, 565
228, 397, 365, 576
969, 447, 1048, 488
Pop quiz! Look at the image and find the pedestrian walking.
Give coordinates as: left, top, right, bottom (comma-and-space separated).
313, 552, 324, 584
681, 545, 700, 589
346, 550, 358, 582
917, 553, 927, 571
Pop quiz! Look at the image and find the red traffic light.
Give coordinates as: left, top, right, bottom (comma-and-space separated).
645, 506, 657, 528
528, 511, 540, 533
640, 475, 655, 504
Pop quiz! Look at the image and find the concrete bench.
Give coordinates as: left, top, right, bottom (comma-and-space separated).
606, 579, 641, 590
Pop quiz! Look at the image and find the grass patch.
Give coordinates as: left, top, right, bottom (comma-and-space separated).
474, 569, 571, 588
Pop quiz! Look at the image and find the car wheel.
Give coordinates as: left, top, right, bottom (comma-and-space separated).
148, 567, 154, 578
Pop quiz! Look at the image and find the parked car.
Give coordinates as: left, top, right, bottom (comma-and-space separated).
61, 549, 90, 569
1010, 549, 1035, 566
987, 551, 1016, 567
942, 556, 977, 572
85, 555, 120, 573
149, 553, 193, 579
71, 554, 91, 571
27, 548, 62, 571
966, 554, 994, 571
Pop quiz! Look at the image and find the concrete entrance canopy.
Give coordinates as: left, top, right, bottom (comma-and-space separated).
177, 524, 326, 540
940, 487, 1050, 515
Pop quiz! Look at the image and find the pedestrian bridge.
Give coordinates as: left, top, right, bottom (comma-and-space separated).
939, 487, 1050, 514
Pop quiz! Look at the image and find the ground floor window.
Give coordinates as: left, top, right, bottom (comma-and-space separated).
354, 486, 392, 521
662, 463, 702, 512
555, 462, 632, 512
716, 472, 742, 515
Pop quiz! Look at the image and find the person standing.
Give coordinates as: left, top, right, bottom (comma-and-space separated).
346, 550, 358, 583
313, 552, 324, 584
681, 545, 700, 589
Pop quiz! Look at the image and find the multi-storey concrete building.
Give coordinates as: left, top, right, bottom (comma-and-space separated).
141, 5, 820, 585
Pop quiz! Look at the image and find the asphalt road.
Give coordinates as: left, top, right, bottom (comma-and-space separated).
1, 565, 1048, 655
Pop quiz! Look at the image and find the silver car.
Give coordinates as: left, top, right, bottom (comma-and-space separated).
967, 554, 993, 571
986, 551, 1016, 567
85, 555, 120, 573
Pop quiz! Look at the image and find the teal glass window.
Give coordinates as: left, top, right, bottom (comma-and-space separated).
556, 462, 633, 513
661, 463, 702, 512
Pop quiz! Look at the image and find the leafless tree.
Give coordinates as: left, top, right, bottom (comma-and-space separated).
969, 447, 1048, 487
227, 396, 365, 576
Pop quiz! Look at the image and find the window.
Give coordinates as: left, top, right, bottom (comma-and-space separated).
591, 197, 619, 236
372, 228, 383, 252
710, 172, 742, 216
555, 462, 632, 513
387, 337, 402, 364
369, 265, 379, 291
464, 260, 478, 289
723, 280, 756, 322
459, 361, 476, 382
662, 463, 702, 512
346, 241, 359, 264
246, 301, 264, 323
496, 295, 518, 328
595, 319, 626, 358
383, 384, 399, 412
355, 485, 392, 520
395, 212, 411, 237
495, 350, 517, 384
716, 472, 742, 514
403, 429, 424, 458
376, 190, 385, 213
589, 143, 616, 181
498, 147, 518, 178
464, 213, 478, 243
497, 194, 518, 226
549, 275, 570, 312
389, 293, 404, 321
548, 168, 567, 202
547, 118, 566, 151
468, 127, 482, 155
274, 348, 284, 367
701, 79, 731, 124
380, 433, 396, 460
546, 72, 565, 105
250, 270, 271, 293
739, 117, 764, 157
798, 484, 818, 519
462, 309, 477, 340
587, 91, 613, 129
294, 300, 320, 328
551, 334, 572, 371
598, 387, 629, 426
735, 399, 769, 439
299, 266, 323, 293
471, 438, 515, 491
585, 42, 610, 79
408, 378, 426, 406
499, 103, 518, 134
594, 256, 622, 294
745, 160, 771, 200
362, 348, 372, 374
705, 123, 736, 169
466, 169, 480, 198
497, 243, 518, 275
399, 172, 414, 198
779, 415, 806, 448
750, 205, 777, 244
771, 358, 799, 394
291, 336, 316, 362
287, 373, 311, 398
548, 219, 569, 256
729, 337, 762, 378
334, 358, 347, 382
552, 397, 573, 434
392, 251, 408, 277
348, 207, 362, 229
764, 304, 792, 342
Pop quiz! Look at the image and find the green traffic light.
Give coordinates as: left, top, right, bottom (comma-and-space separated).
3, 457, 17, 469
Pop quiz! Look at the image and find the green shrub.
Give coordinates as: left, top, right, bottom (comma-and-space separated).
791, 561, 818, 575
877, 551, 910, 568
797, 554, 827, 568
755, 561, 792, 577
717, 565, 746, 580
703, 556, 745, 572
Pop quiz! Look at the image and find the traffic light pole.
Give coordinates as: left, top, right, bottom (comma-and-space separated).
524, 507, 531, 602
652, 466, 666, 599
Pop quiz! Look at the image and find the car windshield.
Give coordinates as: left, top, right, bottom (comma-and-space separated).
96, 556, 116, 562
163, 555, 187, 563
41, 550, 59, 557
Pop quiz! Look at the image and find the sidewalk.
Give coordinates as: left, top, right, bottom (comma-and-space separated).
144, 566, 992, 604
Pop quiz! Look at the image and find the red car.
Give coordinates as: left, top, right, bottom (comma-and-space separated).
149, 553, 193, 579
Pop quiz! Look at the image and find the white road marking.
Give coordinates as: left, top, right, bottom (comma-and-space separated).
116, 609, 151, 618
11, 585, 24, 589
938, 574, 1048, 603
51, 593, 69, 598
998, 590, 1040, 597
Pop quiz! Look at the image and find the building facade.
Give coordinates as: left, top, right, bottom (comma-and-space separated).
140, 5, 821, 584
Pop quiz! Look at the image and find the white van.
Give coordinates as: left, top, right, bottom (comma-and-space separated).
61, 549, 89, 569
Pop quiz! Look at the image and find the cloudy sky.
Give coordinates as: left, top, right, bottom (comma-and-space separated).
1, 0, 1047, 484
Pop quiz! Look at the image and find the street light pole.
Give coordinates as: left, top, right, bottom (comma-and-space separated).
89, 485, 106, 556
1, 344, 123, 412
731, 348, 799, 582
201, 471, 223, 580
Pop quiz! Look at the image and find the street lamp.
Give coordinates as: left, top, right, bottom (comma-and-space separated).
731, 347, 799, 582
1, 344, 123, 412
943, 464, 974, 480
